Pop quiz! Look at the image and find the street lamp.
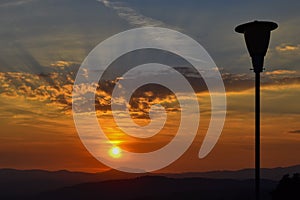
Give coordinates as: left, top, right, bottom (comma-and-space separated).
235, 20, 278, 200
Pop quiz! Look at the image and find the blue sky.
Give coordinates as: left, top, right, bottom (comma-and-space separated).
0, 0, 299, 74
99, 0, 300, 73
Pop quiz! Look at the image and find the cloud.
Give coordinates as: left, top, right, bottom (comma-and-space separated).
0, 0, 35, 8
50, 61, 76, 68
288, 130, 300, 134
1, 64, 300, 119
0, 71, 75, 114
276, 44, 300, 52
265, 70, 297, 75
97, 0, 179, 29
222, 71, 300, 93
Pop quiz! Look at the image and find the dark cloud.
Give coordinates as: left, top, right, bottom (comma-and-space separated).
1, 60, 299, 117
288, 130, 300, 134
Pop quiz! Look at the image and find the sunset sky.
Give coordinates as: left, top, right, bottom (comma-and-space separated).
0, 0, 300, 173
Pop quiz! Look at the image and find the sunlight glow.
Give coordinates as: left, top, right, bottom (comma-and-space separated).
109, 146, 122, 158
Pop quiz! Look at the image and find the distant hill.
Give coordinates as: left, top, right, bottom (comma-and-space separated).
166, 165, 300, 181
0, 168, 140, 198
0, 165, 299, 199
34, 176, 276, 200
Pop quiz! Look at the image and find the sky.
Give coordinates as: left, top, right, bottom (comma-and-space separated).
0, 0, 300, 173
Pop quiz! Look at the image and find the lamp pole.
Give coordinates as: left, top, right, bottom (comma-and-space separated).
235, 20, 278, 200
255, 71, 260, 200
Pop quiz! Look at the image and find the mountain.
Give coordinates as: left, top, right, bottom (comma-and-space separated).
166, 165, 300, 181
1, 165, 299, 199
0, 168, 140, 198
33, 176, 277, 200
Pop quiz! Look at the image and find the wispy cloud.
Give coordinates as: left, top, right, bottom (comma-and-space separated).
288, 130, 300, 134
265, 69, 298, 75
276, 44, 300, 52
97, 0, 179, 29
50, 61, 75, 68
0, 0, 35, 8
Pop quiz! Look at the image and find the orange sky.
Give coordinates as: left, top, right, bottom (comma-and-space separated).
1, 70, 300, 173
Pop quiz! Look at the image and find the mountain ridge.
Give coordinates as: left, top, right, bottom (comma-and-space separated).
1, 164, 299, 199
33, 176, 277, 200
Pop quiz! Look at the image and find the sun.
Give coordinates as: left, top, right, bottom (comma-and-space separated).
109, 146, 122, 158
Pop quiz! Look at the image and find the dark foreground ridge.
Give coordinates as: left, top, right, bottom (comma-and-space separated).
33, 176, 275, 200
0, 165, 299, 200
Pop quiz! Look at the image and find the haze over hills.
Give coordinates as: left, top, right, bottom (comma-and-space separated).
1, 165, 299, 199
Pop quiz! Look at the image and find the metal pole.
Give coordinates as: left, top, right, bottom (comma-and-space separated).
235, 20, 278, 200
255, 72, 260, 200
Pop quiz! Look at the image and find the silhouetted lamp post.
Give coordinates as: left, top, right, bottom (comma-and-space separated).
235, 20, 278, 200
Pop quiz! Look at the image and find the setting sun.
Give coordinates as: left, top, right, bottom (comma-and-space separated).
109, 146, 122, 158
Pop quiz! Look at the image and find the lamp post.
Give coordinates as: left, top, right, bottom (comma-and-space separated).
235, 20, 278, 200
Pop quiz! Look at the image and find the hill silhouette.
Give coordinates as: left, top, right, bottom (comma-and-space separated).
272, 173, 300, 200
1, 165, 299, 199
33, 176, 276, 200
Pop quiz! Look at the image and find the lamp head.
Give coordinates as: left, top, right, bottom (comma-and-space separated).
235, 21, 278, 73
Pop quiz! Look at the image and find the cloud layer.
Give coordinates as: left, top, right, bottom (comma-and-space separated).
1, 60, 300, 119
